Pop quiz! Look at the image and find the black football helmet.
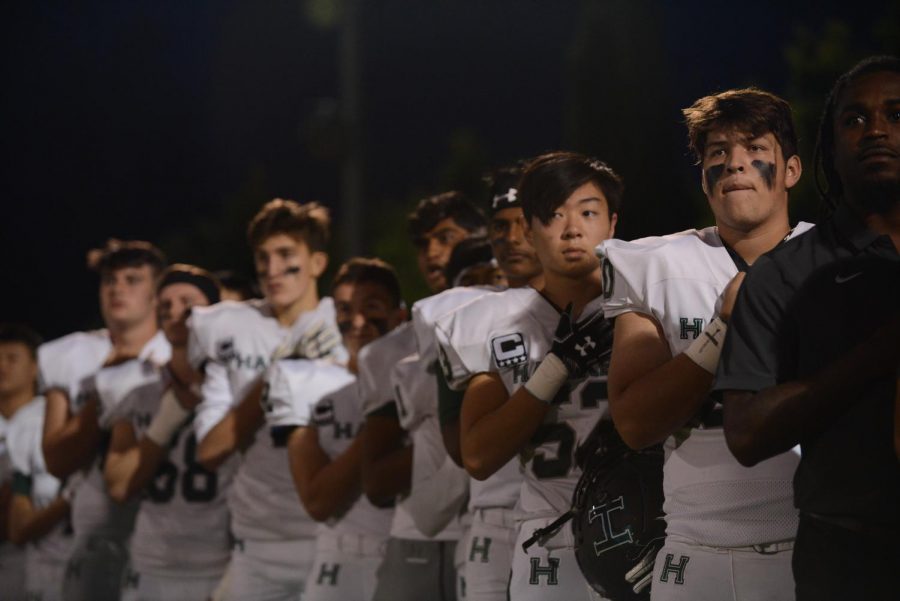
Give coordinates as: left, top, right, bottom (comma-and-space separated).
572, 420, 666, 601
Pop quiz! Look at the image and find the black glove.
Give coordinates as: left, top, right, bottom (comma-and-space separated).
550, 303, 613, 379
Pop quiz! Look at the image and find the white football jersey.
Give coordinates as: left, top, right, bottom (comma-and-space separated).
438, 287, 610, 519
37, 329, 112, 413
411, 286, 497, 366
70, 331, 171, 541
95, 358, 169, 429
6, 397, 72, 564
434, 295, 524, 512
356, 321, 416, 416
268, 359, 393, 541
597, 224, 812, 547
113, 375, 236, 578
389, 353, 466, 541
188, 298, 343, 541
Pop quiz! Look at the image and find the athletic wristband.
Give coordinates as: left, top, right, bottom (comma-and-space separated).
524, 353, 569, 403
145, 389, 191, 447
682, 316, 728, 374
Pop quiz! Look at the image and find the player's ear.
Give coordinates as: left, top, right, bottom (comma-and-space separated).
700, 168, 709, 196
784, 155, 802, 190
310, 251, 328, 278
607, 213, 618, 240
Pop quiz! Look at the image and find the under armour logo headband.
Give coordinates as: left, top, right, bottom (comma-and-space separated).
491, 187, 519, 213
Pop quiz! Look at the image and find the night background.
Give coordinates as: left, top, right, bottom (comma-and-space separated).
3, 0, 898, 340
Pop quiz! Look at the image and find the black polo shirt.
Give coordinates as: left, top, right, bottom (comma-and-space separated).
714, 203, 900, 526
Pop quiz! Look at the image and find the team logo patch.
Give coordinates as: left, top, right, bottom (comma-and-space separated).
216, 337, 236, 362
491, 333, 527, 368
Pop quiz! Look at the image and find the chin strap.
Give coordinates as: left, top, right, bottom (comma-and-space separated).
521, 510, 574, 552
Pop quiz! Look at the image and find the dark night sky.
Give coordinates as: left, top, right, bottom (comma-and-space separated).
1, 0, 896, 339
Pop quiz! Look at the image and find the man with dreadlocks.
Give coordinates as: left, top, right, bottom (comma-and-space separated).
717, 56, 900, 600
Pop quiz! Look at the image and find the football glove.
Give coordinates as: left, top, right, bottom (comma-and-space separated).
550, 303, 613, 379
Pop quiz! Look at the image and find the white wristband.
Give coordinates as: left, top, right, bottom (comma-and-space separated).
682, 316, 728, 374
145, 389, 191, 447
524, 353, 570, 403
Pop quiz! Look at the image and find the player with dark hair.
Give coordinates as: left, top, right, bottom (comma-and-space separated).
432, 163, 543, 601
98, 264, 236, 600
187, 198, 344, 601
360, 191, 486, 601
597, 87, 811, 600
484, 165, 543, 289
263, 257, 407, 600
439, 151, 620, 600
1, 323, 72, 601
213, 270, 259, 301
444, 236, 503, 288
717, 56, 900, 600
408, 191, 487, 292
39, 239, 170, 601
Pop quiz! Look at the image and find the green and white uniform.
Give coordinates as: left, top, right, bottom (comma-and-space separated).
266, 358, 392, 601
439, 287, 610, 601
188, 299, 344, 601
597, 225, 811, 601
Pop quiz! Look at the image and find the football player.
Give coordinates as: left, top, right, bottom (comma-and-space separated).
102, 265, 236, 601
400, 239, 511, 600
188, 199, 344, 601
440, 151, 621, 601
484, 165, 543, 290
40, 239, 170, 601
717, 57, 900, 599
435, 166, 543, 601
264, 258, 407, 600
2, 323, 72, 601
598, 88, 811, 600
361, 191, 486, 601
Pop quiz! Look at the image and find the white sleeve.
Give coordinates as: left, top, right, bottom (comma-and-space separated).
263, 360, 313, 428
435, 315, 472, 391
356, 344, 388, 415
7, 413, 40, 477
36, 339, 70, 395
405, 418, 468, 537
194, 360, 235, 442
186, 307, 216, 371
391, 354, 436, 432
100, 392, 135, 429
438, 306, 494, 391
411, 305, 438, 365
596, 239, 652, 319
93, 360, 161, 429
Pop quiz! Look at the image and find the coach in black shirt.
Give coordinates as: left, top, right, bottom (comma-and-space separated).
715, 56, 900, 600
